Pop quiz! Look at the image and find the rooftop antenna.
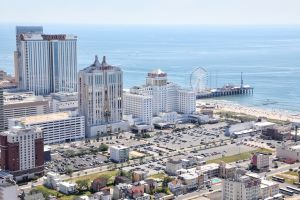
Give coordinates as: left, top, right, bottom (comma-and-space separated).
241, 72, 244, 88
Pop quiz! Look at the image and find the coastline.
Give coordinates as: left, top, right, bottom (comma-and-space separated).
197, 99, 300, 123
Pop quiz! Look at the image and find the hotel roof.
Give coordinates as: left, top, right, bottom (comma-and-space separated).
82, 55, 121, 73
110, 145, 129, 150
20, 33, 77, 41
13, 112, 73, 125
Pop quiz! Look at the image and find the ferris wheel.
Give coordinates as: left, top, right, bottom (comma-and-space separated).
190, 67, 208, 93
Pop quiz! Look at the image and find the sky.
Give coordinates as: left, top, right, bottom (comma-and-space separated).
1, 0, 300, 25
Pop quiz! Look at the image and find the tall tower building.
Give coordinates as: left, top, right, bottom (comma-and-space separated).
79, 56, 128, 137
0, 88, 4, 132
14, 26, 78, 95
14, 26, 43, 87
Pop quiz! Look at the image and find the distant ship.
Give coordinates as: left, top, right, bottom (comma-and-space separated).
262, 99, 277, 106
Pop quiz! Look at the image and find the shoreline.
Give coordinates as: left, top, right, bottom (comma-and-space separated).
197, 99, 300, 123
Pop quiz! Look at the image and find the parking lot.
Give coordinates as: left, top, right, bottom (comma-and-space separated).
45, 132, 149, 174
148, 122, 229, 151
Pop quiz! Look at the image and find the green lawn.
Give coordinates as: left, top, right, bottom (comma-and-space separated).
276, 174, 296, 185
207, 148, 273, 164
269, 170, 300, 185
284, 170, 300, 176
34, 185, 92, 200
35, 185, 60, 196
67, 170, 118, 184
148, 172, 167, 180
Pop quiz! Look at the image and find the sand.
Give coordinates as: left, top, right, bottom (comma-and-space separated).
197, 100, 300, 124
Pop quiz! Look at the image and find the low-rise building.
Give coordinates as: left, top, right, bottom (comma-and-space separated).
90, 188, 112, 200
3, 91, 49, 129
92, 177, 107, 192
260, 179, 279, 200
166, 159, 183, 176
276, 143, 300, 163
251, 153, 270, 172
0, 171, 19, 200
199, 163, 219, 179
58, 182, 76, 195
113, 183, 150, 200
132, 170, 148, 182
219, 161, 236, 179
168, 179, 184, 196
43, 172, 61, 189
9, 111, 85, 144
254, 122, 276, 131
110, 145, 130, 163
178, 172, 205, 192
114, 176, 132, 185
50, 92, 78, 113
261, 126, 290, 141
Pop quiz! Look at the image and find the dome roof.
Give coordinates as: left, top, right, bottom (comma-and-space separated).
150, 69, 164, 74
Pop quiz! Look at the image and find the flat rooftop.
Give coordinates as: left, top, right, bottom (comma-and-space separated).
4, 92, 46, 105
14, 112, 72, 124
110, 145, 129, 150
255, 122, 275, 127
261, 179, 278, 187
179, 173, 199, 180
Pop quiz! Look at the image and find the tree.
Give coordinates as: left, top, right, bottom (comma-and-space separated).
65, 167, 73, 176
162, 176, 174, 187
76, 179, 89, 192
96, 133, 100, 142
99, 143, 109, 152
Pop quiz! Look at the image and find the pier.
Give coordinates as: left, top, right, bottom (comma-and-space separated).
196, 72, 254, 99
196, 85, 253, 99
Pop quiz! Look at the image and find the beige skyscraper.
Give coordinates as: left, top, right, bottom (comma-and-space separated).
0, 88, 4, 132
78, 56, 128, 137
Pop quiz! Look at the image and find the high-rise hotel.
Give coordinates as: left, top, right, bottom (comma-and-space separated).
79, 56, 128, 137
14, 26, 78, 95
0, 125, 44, 182
0, 88, 4, 132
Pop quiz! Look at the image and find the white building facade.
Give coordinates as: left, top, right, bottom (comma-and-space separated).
79, 56, 128, 137
8, 112, 85, 145
16, 32, 77, 95
222, 173, 261, 200
124, 69, 196, 124
123, 92, 152, 125
166, 159, 183, 176
110, 145, 130, 163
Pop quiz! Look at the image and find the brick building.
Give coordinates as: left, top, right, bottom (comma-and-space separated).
0, 125, 44, 182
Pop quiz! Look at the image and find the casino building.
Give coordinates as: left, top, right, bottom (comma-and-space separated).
14, 26, 78, 95
123, 69, 196, 126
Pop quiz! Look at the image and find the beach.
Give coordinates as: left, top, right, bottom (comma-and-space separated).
197, 99, 300, 124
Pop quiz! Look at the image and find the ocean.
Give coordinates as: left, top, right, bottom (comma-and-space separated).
0, 24, 300, 113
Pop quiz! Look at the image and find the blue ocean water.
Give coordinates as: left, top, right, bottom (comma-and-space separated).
0, 24, 300, 113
